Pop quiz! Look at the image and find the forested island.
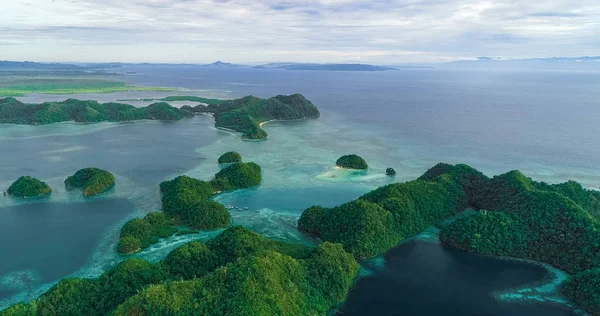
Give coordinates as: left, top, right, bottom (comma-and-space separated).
65, 168, 115, 197
7, 176, 52, 198
1, 226, 358, 315
218, 151, 242, 164
185, 94, 320, 140
299, 162, 600, 314
0, 97, 191, 124
117, 153, 261, 254
336, 154, 368, 170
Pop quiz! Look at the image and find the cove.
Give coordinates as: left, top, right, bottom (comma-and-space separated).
339, 241, 576, 316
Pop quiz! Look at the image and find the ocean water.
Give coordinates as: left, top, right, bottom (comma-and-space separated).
1, 66, 599, 313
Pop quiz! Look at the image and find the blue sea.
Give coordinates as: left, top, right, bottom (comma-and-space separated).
2, 66, 598, 314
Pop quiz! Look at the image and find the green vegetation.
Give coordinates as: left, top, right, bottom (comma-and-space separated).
562, 269, 600, 315
0, 77, 174, 97
386, 167, 396, 176
158, 175, 230, 232
7, 176, 51, 198
299, 162, 600, 314
117, 212, 178, 254
64, 168, 115, 197
2, 227, 358, 316
217, 151, 242, 164
0, 97, 191, 125
336, 154, 368, 170
210, 162, 262, 191
185, 94, 319, 140
299, 165, 470, 258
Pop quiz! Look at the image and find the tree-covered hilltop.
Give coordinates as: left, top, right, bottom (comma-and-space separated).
118, 154, 262, 254
0, 97, 192, 125
336, 154, 368, 170
1, 227, 359, 316
185, 94, 320, 140
217, 151, 242, 164
7, 176, 52, 198
298, 162, 600, 314
64, 168, 115, 197
210, 162, 262, 192
117, 212, 178, 254
159, 176, 230, 230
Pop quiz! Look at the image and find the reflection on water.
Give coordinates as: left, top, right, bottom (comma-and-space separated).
340, 241, 577, 316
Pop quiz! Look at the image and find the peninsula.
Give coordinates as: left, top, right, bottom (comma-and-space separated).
185, 94, 320, 140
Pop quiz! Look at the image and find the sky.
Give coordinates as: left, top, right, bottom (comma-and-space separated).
0, 0, 599, 64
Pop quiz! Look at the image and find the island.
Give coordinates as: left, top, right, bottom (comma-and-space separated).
2, 226, 359, 315
386, 167, 396, 176
184, 94, 320, 140
336, 154, 368, 170
7, 176, 52, 198
117, 153, 261, 254
117, 212, 178, 254
65, 168, 115, 197
218, 151, 242, 164
298, 162, 600, 315
0, 97, 192, 124
210, 162, 262, 191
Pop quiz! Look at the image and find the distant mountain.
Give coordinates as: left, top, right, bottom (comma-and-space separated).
201, 61, 247, 68
0, 61, 83, 70
254, 63, 397, 71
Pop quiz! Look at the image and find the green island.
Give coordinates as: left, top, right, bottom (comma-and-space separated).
7, 176, 52, 198
386, 167, 396, 176
0, 77, 175, 97
1, 226, 358, 316
184, 94, 320, 140
0, 97, 191, 124
299, 162, 600, 315
217, 151, 242, 164
117, 153, 262, 254
336, 154, 368, 170
65, 168, 115, 197
117, 212, 179, 254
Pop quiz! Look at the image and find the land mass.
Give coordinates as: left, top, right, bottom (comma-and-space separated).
299, 162, 600, 315
7, 176, 52, 198
0, 98, 192, 124
0, 94, 319, 140
65, 168, 115, 197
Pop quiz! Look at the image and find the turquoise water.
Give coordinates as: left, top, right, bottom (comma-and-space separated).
1, 67, 599, 313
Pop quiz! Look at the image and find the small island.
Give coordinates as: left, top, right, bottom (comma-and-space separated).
336, 154, 368, 170
0, 98, 192, 125
118, 212, 178, 254
210, 162, 262, 191
65, 168, 115, 197
217, 151, 242, 164
7, 176, 52, 198
386, 167, 396, 176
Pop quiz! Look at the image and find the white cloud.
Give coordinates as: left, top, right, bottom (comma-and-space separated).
0, 0, 598, 63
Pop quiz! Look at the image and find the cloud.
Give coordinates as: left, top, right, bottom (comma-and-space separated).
0, 0, 598, 63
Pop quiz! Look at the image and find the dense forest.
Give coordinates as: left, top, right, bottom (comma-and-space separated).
117, 153, 261, 254
7, 176, 52, 198
335, 154, 368, 170
299, 162, 600, 314
1, 226, 359, 316
64, 168, 115, 197
0, 97, 191, 124
185, 94, 320, 140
